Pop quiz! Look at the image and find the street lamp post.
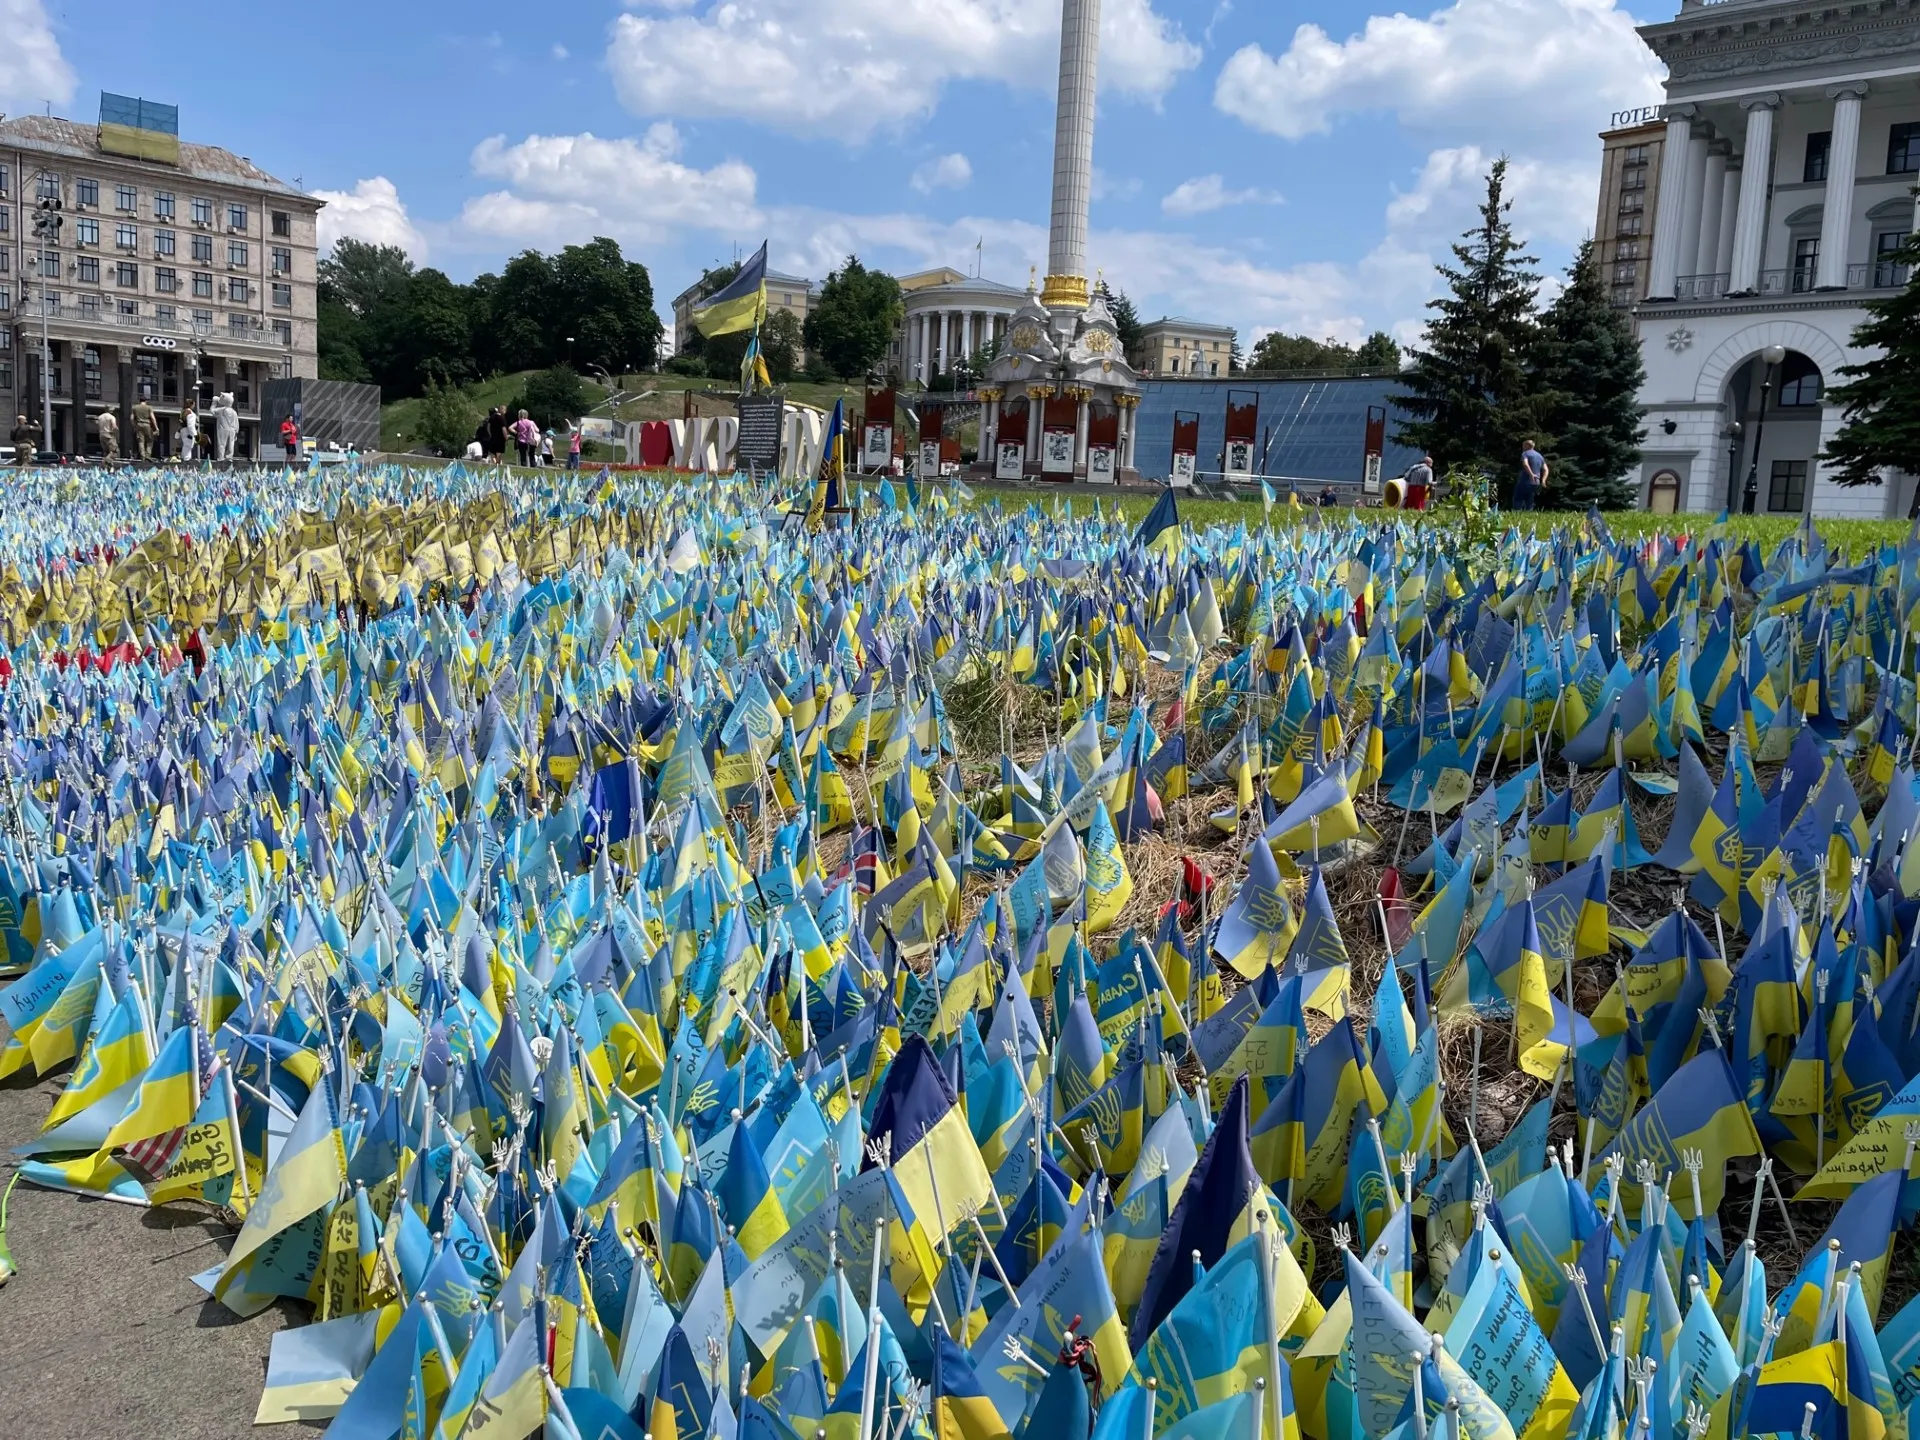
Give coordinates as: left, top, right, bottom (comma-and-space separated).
1740, 343, 1789, 514
1723, 422, 1743, 514
30, 186, 63, 458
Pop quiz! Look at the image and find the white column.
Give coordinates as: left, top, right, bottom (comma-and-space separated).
1045, 0, 1099, 303
1728, 94, 1780, 295
983, 395, 996, 454
1817, 82, 1868, 290
1647, 105, 1699, 299
937, 312, 951, 374
1694, 142, 1730, 279
1026, 395, 1043, 456
1073, 395, 1090, 469
1676, 125, 1712, 285
962, 310, 974, 361
915, 312, 928, 381
1714, 159, 1741, 279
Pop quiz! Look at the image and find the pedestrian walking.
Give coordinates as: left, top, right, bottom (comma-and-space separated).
96, 409, 120, 462
513, 410, 538, 467
1513, 439, 1549, 512
132, 398, 157, 461
484, 407, 509, 465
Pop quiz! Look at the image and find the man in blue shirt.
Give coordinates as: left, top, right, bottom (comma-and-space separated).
1514, 440, 1549, 511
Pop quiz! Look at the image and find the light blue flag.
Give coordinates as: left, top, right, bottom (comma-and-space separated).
1877, 1287, 1920, 1413
1163, 1390, 1261, 1440
1480, 1097, 1551, 1199
255, 1311, 379, 1424
1444, 1249, 1567, 1438
1129, 1231, 1272, 1431
970, 1227, 1125, 1432
1344, 1245, 1431, 1436
1663, 1283, 1739, 1431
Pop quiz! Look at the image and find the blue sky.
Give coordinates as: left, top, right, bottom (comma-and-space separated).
5, 0, 1670, 346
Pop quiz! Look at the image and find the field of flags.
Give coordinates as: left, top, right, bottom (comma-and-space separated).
7, 460, 1920, 1440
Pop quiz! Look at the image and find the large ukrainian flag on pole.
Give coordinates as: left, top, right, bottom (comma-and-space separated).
694, 241, 770, 338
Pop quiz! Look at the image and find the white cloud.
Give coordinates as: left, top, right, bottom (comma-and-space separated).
1160, 174, 1283, 216
607, 0, 1200, 141
312, 177, 428, 259
1091, 169, 1143, 203
551, 43, 570, 60
1214, 0, 1662, 150
0, 0, 74, 111
1387, 145, 1597, 247
911, 153, 973, 194
458, 126, 761, 249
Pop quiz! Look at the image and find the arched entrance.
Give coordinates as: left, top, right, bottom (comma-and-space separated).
1721, 349, 1826, 515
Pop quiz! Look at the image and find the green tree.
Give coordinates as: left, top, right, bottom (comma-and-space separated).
1097, 282, 1144, 354
317, 238, 414, 319
763, 308, 804, 384
1394, 157, 1555, 496
514, 365, 589, 429
1822, 228, 1920, 492
414, 377, 477, 455
1229, 339, 1246, 374
549, 237, 663, 373
1354, 331, 1403, 371
489, 250, 560, 372
317, 294, 371, 383
1248, 332, 1357, 373
804, 257, 903, 379
395, 268, 474, 393
1536, 241, 1645, 508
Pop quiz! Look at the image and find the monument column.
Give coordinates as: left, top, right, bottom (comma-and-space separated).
1728, 94, 1781, 295
1026, 388, 1046, 456
1073, 390, 1090, 470
1817, 83, 1868, 290
1042, 0, 1099, 312
1646, 104, 1698, 299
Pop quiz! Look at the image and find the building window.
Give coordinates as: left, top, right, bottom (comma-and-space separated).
0, 166, 8, 196
1777, 356, 1823, 407
191, 308, 212, 331
75, 217, 98, 246
272, 319, 292, 346
227, 204, 248, 231
154, 229, 174, 257
0, 363, 10, 391
155, 266, 177, 293
271, 246, 291, 275
228, 241, 248, 267
0, 208, 8, 234
115, 223, 137, 250
1874, 230, 1912, 288
271, 210, 291, 238
272, 282, 292, 308
228, 276, 248, 302
117, 300, 136, 320
1877, 122, 1920, 175
229, 313, 250, 336
0, 326, 10, 347
0, 250, 9, 274
35, 173, 59, 201
1792, 236, 1820, 292
1805, 132, 1831, 183
1624, 144, 1648, 165
74, 178, 98, 207
115, 262, 138, 288
0, 285, 11, 311
191, 234, 212, 263
1610, 283, 1637, 306
1616, 239, 1643, 260
1618, 190, 1644, 213
1768, 459, 1808, 512
1621, 167, 1646, 192
190, 197, 212, 225
76, 255, 98, 284
82, 347, 101, 398
154, 191, 173, 220
1613, 260, 1640, 286
116, 184, 137, 213
153, 305, 174, 328
37, 249, 57, 277
78, 293, 98, 318
192, 272, 212, 298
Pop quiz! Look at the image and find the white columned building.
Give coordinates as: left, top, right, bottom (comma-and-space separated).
893, 273, 1027, 383
1630, 0, 1920, 518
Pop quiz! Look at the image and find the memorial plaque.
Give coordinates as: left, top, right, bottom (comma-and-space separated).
737, 393, 785, 469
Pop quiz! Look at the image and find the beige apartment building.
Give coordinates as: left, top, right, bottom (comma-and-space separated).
1594, 118, 1668, 308
0, 104, 322, 458
1130, 318, 1236, 377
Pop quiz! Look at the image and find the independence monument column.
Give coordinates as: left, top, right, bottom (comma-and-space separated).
1042, 0, 1098, 314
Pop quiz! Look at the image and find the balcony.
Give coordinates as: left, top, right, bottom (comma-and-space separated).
1671, 263, 1903, 302
29, 305, 293, 357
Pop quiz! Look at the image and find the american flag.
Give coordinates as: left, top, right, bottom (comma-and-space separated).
114, 1026, 218, 1185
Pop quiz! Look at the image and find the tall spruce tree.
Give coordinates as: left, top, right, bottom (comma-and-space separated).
1394, 158, 1554, 498
1821, 228, 1920, 493
1536, 241, 1645, 508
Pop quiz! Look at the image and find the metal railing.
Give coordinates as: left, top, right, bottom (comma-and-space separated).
1675, 272, 1730, 300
